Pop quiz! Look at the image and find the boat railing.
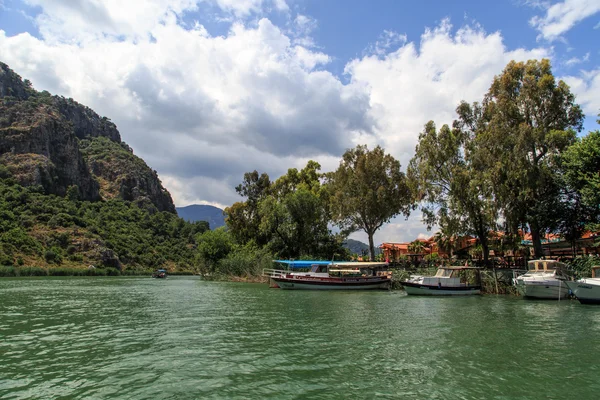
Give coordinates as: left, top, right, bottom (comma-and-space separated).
263, 268, 289, 278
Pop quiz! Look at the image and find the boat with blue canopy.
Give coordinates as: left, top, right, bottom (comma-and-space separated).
264, 260, 391, 290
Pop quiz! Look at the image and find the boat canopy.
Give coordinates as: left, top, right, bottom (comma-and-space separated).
273, 260, 388, 270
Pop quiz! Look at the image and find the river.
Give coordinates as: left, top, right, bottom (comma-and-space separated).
1, 277, 599, 399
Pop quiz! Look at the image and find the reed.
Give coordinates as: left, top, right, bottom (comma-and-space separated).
0, 266, 17, 277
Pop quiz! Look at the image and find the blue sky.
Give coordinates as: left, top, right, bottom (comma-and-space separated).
0, 0, 599, 243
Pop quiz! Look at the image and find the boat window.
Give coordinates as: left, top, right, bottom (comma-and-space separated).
435, 269, 453, 278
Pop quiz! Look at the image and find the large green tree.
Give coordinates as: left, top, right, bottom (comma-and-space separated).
327, 145, 413, 261
408, 115, 498, 264
560, 118, 600, 236
259, 161, 342, 259
476, 59, 584, 257
225, 170, 271, 246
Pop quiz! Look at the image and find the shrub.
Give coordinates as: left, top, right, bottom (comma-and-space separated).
0, 266, 16, 277
17, 266, 48, 276
44, 247, 63, 264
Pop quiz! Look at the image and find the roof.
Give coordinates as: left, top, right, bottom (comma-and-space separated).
273, 260, 388, 269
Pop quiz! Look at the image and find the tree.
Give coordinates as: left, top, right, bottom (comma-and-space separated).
225, 170, 271, 245
259, 161, 342, 259
327, 145, 413, 261
559, 122, 600, 239
408, 116, 497, 264
476, 59, 584, 258
433, 230, 453, 258
408, 240, 426, 255
196, 228, 234, 273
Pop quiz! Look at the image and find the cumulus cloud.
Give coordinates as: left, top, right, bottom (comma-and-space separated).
3, 1, 595, 242
562, 69, 600, 119
345, 19, 549, 164
529, 0, 600, 41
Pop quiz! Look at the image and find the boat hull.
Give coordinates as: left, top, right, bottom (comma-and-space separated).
402, 281, 480, 296
516, 281, 569, 299
271, 277, 390, 290
566, 281, 600, 304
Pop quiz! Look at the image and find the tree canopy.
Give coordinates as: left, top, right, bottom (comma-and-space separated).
327, 145, 413, 261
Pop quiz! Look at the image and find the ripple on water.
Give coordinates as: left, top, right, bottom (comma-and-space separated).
1, 278, 600, 399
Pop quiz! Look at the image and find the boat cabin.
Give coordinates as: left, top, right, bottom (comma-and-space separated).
526, 260, 567, 273
422, 267, 481, 287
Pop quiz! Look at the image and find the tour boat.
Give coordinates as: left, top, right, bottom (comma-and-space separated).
264, 260, 391, 290
566, 266, 600, 305
152, 269, 167, 279
401, 266, 481, 296
514, 260, 569, 300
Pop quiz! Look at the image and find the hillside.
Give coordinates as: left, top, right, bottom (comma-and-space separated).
177, 205, 226, 229
0, 62, 174, 213
0, 61, 203, 272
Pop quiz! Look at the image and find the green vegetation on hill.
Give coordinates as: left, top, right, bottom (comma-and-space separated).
0, 172, 208, 272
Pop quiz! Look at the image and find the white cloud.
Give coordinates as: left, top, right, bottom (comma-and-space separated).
4, 2, 589, 243
368, 30, 407, 56
345, 20, 549, 165
562, 69, 600, 118
214, 0, 288, 17
565, 51, 590, 66
529, 0, 600, 41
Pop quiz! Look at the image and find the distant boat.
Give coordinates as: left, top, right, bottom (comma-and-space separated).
514, 260, 569, 300
152, 269, 167, 279
566, 266, 600, 305
401, 266, 481, 296
264, 260, 391, 290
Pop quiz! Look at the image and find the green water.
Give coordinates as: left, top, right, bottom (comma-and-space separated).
1, 277, 599, 399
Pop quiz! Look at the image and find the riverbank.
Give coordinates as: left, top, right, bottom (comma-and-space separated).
0, 265, 198, 277
0, 266, 531, 297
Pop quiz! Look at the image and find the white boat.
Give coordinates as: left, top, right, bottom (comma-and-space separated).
566, 266, 600, 305
402, 267, 481, 296
514, 260, 570, 300
264, 261, 391, 290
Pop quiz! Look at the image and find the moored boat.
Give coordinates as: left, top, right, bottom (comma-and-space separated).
401, 266, 481, 296
566, 266, 600, 305
514, 260, 569, 300
152, 269, 167, 279
264, 260, 391, 290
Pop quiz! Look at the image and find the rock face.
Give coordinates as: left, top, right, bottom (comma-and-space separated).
53, 96, 121, 142
0, 61, 176, 212
81, 137, 176, 213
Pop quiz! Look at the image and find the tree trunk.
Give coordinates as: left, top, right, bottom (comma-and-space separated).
368, 232, 376, 262
530, 220, 544, 258
481, 237, 490, 266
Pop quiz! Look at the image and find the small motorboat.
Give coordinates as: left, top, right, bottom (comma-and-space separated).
401, 266, 481, 296
152, 269, 167, 279
514, 260, 569, 299
566, 266, 600, 305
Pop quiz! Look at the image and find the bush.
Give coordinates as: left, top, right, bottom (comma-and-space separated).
0, 266, 16, 277
44, 247, 63, 264
17, 266, 48, 276
218, 245, 272, 276
567, 256, 600, 279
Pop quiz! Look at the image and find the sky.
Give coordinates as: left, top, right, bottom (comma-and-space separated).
0, 0, 599, 245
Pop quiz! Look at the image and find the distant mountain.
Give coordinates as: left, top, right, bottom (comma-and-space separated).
343, 238, 381, 256
177, 205, 226, 229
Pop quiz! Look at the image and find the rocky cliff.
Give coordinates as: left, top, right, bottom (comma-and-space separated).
0, 62, 175, 213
